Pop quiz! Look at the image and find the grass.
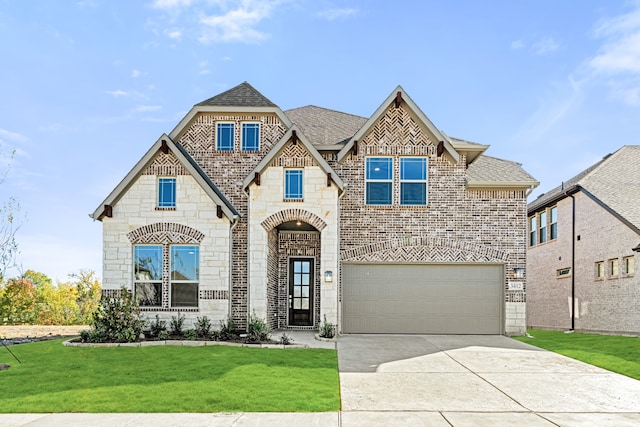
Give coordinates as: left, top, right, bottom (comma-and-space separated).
514, 329, 640, 380
0, 339, 340, 413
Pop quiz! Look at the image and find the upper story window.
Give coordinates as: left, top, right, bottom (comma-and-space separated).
550, 207, 558, 240
285, 169, 303, 200
365, 157, 393, 205
170, 245, 200, 308
216, 123, 234, 151
529, 206, 558, 247
158, 177, 176, 208
241, 123, 260, 151
529, 216, 537, 247
400, 158, 427, 205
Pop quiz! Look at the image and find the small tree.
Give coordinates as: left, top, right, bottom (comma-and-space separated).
0, 277, 36, 324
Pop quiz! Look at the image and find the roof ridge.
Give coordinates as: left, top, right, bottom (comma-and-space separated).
196, 82, 277, 107
285, 104, 368, 120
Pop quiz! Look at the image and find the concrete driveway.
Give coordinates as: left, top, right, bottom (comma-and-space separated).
338, 334, 640, 426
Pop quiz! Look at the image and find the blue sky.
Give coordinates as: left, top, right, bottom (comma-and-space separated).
1, 0, 640, 282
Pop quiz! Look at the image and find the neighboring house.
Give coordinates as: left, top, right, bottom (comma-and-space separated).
91, 82, 538, 335
527, 146, 640, 335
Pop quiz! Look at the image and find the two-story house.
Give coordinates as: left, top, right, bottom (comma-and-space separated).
91, 82, 538, 335
527, 146, 640, 335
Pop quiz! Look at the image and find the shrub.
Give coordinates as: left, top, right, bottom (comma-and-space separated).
170, 312, 185, 336
217, 318, 238, 341
279, 332, 294, 345
319, 315, 335, 339
246, 313, 270, 343
158, 330, 169, 340
86, 287, 145, 343
195, 316, 211, 338
184, 329, 197, 340
147, 314, 167, 338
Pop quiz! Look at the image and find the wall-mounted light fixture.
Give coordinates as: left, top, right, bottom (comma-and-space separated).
324, 271, 333, 282
513, 268, 525, 279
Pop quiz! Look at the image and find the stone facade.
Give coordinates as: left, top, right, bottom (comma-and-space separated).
528, 192, 640, 334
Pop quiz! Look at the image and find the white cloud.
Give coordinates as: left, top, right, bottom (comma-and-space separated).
131, 69, 142, 78
0, 128, 28, 143
590, 29, 640, 74
166, 28, 182, 40
105, 89, 129, 97
150, 0, 193, 10
511, 40, 524, 50
316, 8, 358, 21
531, 37, 560, 55
198, 0, 278, 44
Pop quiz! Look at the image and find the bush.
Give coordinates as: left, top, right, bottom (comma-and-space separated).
195, 316, 211, 338
148, 315, 167, 338
319, 315, 335, 339
246, 313, 270, 343
158, 330, 169, 340
85, 287, 145, 343
279, 332, 294, 345
170, 312, 185, 336
217, 318, 238, 341
184, 329, 197, 340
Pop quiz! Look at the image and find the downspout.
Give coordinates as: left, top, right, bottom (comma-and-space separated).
570, 192, 576, 331
336, 185, 347, 335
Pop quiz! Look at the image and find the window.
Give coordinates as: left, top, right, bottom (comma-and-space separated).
134, 245, 163, 307
241, 123, 260, 151
285, 169, 303, 200
609, 258, 619, 278
595, 261, 604, 279
539, 211, 547, 244
170, 246, 199, 307
529, 216, 537, 247
623, 256, 635, 276
158, 177, 176, 208
550, 207, 558, 240
400, 157, 427, 205
216, 123, 234, 151
556, 267, 571, 278
366, 157, 393, 205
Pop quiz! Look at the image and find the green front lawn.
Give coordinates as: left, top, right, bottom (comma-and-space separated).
515, 329, 640, 380
0, 340, 340, 413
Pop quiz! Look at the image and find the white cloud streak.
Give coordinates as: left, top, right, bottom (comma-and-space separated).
199, 1, 278, 44
316, 8, 358, 21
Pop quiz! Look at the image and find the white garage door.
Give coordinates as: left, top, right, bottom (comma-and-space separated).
342, 264, 503, 334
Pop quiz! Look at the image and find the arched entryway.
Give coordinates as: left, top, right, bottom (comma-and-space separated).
262, 210, 325, 329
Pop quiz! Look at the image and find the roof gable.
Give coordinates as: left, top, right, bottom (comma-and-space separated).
90, 135, 239, 221
242, 124, 345, 192
284, 105, 367, 147
337, 86, 459, 163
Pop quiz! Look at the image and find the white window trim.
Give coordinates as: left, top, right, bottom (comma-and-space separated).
623, 255, 635, 276
169, 245, 200, 308
133, 244, 163, 307
157, 176, 177, 209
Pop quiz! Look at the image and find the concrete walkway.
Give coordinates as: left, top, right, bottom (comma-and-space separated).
3, 333, 640, 426
338, 334, 640, 426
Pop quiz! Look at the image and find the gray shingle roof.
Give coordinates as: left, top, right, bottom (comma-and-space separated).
197, 82, 277, 107
284, 105, 367, 146
528, 145, 640, 232
467, 155, 538, 186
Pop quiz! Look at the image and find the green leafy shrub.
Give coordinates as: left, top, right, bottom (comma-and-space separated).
184, 328, 197, 340
246, 313, 270, 343
158, 330, 169, 340
170, 312, 185, 336
147, 314, 167, 338
217, 317, 238, 341
319, 315, 335, 339
195, 316, 211, 338
83, 287, 145, 343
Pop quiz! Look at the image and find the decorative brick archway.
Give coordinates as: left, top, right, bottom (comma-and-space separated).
261, 208, 327, 232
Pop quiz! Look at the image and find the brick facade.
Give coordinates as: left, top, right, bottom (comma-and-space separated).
528, 192, 640, 334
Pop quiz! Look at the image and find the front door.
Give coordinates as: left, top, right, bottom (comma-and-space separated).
289, 258, 314, 326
